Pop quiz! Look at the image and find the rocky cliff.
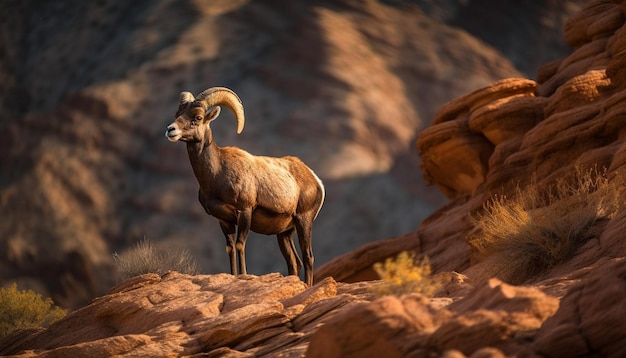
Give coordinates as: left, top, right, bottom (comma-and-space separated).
317, 0, 626, 285
2, 259, 625, 356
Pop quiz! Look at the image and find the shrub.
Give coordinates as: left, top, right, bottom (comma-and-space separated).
372, 251, 438, 297
470, 166, 623, 283
113, 238, 200, 280
0, 283, 66, 338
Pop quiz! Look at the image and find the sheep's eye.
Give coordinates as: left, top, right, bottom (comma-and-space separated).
195, 115, 203, 121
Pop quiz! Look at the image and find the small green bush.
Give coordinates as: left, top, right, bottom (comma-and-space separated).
0, 283, 66, 338
373, 251, 438, 297
113, 238, 200, 280
470, 166, 623, 283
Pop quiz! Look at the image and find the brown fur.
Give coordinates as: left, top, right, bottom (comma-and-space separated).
166, 92, 324, 286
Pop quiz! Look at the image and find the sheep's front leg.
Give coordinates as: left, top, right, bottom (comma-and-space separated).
236, 208, 253, 275
200, 191, 239, 275
219, 220, 237, 275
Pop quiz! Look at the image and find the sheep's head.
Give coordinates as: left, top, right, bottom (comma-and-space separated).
166, 87, 245, 143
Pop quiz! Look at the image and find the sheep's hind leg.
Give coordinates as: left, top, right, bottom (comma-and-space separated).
219, 220, 237, 275
236, 208, 253, 275
295, 215, 314, 286
290, 235, 304, 275
277, 228, 302, 276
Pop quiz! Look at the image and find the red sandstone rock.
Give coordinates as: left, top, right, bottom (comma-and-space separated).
306, 294, 452, 358
533, 258, 626, 357
306, 279, 558, 357
564, 1, 622, 47
316, 2, 626, 356
468, 95, 546, 146
0, 273, 348, 357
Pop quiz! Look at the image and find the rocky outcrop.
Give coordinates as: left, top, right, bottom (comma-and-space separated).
7, 259, 625, 357
311, 0, 626, 354
0, 272, 369, 357
533, 258, 626, 357
310, 258, 626, 357
317, 0, 626, 287
308, 278, 559, 357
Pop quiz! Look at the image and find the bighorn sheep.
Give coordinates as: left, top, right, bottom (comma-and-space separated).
165, 87, 324, 286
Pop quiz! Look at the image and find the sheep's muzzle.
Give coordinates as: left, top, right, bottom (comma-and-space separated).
166, 124, 182, 142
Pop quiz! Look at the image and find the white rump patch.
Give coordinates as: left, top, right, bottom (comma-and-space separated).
308, 167, 325, 220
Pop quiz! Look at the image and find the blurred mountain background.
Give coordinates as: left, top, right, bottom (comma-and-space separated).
0, 0, 586, 309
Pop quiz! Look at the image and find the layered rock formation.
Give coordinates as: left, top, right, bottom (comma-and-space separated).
313, 0, 626, 353
310, 258, 626, 357
3, 258, 625, 356
1, 273, 357, 357
318, 0, 626, 285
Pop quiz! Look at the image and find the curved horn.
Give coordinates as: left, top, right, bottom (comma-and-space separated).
180, 91, 195, 104
176, 92, 195, 117
196, 87, 245, 134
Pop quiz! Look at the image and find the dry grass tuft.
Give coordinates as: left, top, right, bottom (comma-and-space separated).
470, 166, 624, 283
113, 238, 200, 280
372, 251, 439, 297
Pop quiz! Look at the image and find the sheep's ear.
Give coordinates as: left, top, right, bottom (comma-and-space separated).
205, 106, 221, 123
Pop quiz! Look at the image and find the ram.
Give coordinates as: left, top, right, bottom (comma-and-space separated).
165, 87, 324, 286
